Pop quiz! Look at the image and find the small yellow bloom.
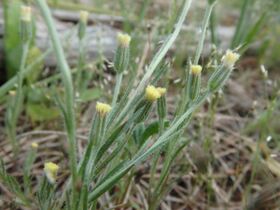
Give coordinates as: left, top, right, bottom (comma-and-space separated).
191, 65, 202, 75
31, 142, 38, 149
157, 87, 167, 97
21, 6, 32, 22
222, 50, 240, 68
9, 90, 16, 96
145, 85, 161, 102
96, 102, 112, 116
117, 33, 131, 48
44, 162, 59, 184
80, 10, 89, 23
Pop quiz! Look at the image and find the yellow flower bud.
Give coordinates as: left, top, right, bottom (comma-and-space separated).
21, 6, 32, 22
191, 65, 202, 75
31, 142, 38, 149
44, 162, 59, 184
9, 90, 16, 96
117, 33, 131, 48
222, 50, 240, 68
157, 87, 167, 97
145, 85, 161, 102
80, 10, 89, 23
96, 102, 112, 116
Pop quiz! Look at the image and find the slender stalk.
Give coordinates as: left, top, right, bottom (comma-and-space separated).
35, 0, 78, 205
6, 42, 29, 155
231, 0, 254, 48
194, 1, 216, 65
209, 2, 218, 46
112, 73, 123, 107
76, 36, 86, 92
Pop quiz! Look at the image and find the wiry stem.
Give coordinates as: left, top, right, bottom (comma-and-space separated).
35, 0, 78, 205
7, 42, 29, 155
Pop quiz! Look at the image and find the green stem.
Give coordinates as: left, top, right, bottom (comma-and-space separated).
209, 2, 218, 46
35, 0, 78, 205
7, 42, 29, 155
13, 43, 29, 121
231, 0, 254, 48
76, 37, 86, 92
112, 73, 123, 107
194, 1, 216, 65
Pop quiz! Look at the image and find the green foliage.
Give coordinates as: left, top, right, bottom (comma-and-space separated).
79, 88, 102, 102
26, 103, 60, 122
3, 0, 22, 78
25, 47, 44, 83
0, 160, 30, 206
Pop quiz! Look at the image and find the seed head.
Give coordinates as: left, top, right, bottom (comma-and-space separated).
191, 65, 202, 75
117, 33, 131, 48
9, 90, 16, 96
145, 85, 161, 102
222, 50, 240, 68
31, 142, 38, 149
44, 162, 59, 184
96, 102, 112, 116
21, 6, 32, 22
80, 10, 89, 23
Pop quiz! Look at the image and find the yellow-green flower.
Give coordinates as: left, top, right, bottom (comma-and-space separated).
157, 87, 167, 97
9, 90, 16, 96
96, 102, 112, 116
145, 85, 161, 102
44, 162, 59, 184
31, 142, 38, 149
80, 10, 89, 23
117, 33, 131, 48
222, 50, 240, 68
191, 65, 202, 75
21, 6, 32, 22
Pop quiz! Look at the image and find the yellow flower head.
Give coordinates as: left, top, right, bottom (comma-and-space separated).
145, 85, 161, 102
31, 142, 38, 149
222, 50, 240, 68
80, 10, 89, 23
191, 65, 202, 75
117, 33, 131, 48
157, 87, 167, 97
9, 90, 16, 96
21, 6, 32, 22
44, 162, 59, 184
96, 102, 112, 116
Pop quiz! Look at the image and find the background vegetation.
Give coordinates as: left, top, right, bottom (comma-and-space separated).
0, 0, 280, 209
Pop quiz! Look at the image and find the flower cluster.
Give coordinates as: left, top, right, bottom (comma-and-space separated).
31, 142, 38, 149
117, 33, 131, 48
191, 65, 202, 75
145, 85, 167, 102
44, 162, 59, 184
21, 6, 32, 22
96, 102, 112, 116
80, 10, 89, 23
222, 50, 240, 68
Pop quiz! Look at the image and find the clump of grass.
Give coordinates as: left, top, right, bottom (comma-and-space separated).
0, 0, 243, 209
